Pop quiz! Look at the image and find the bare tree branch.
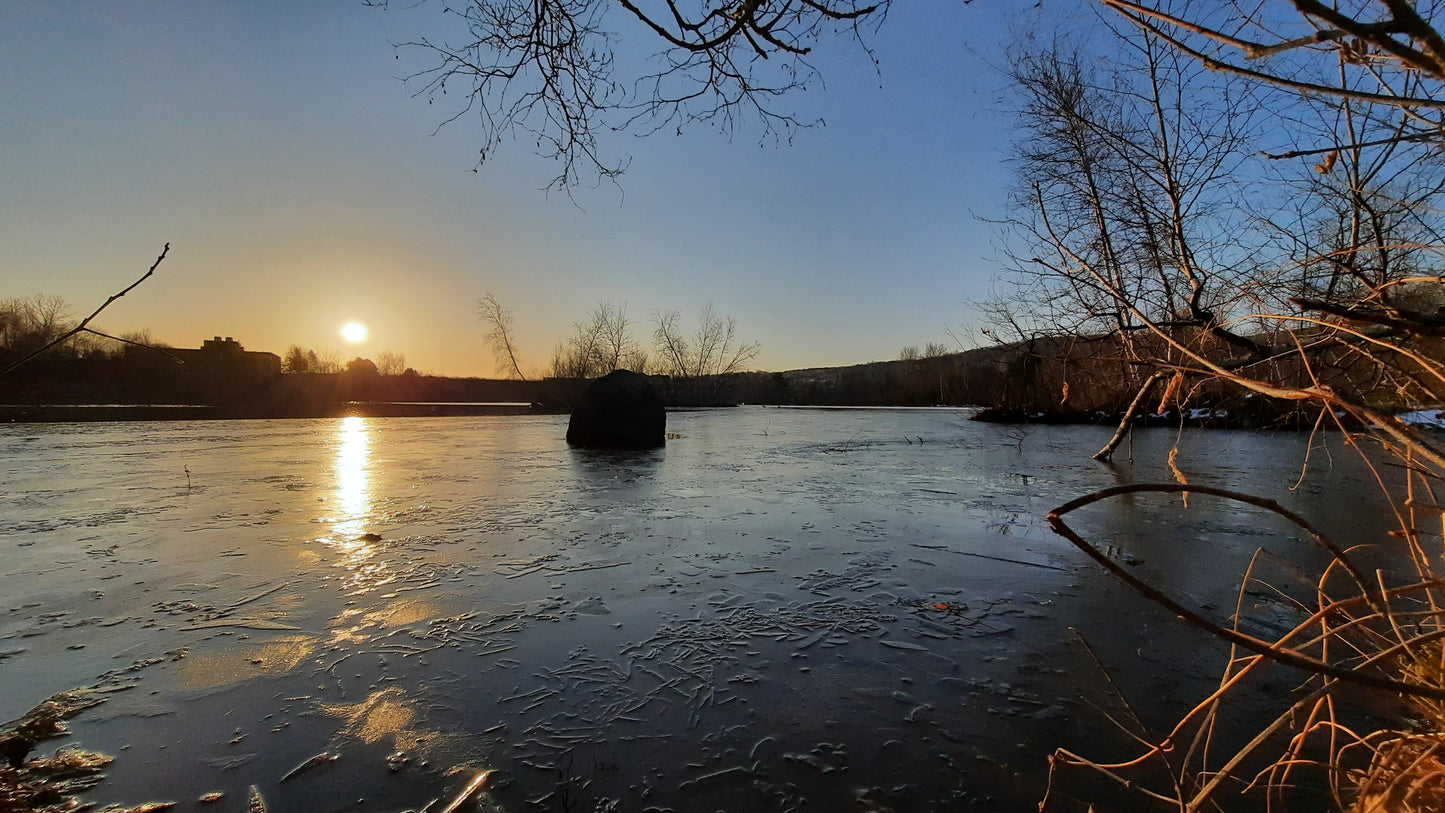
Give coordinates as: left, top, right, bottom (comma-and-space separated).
372, 0, 889, 190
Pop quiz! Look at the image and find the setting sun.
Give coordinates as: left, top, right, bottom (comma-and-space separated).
341, 322, 368, 343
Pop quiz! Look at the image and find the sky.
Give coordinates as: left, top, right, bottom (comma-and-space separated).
0, 0, 1077, 377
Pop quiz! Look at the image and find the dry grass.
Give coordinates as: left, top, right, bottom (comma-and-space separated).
1349, 643, 1445, 813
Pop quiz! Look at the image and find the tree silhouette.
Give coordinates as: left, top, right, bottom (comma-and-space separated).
346, 357, 380, 376
282, 345, 313, 374
651, 302, 759, 377
547, 301, 644, 378
371, 0, 887, 190
478, 292, 526, 379
376, 350, 408, 376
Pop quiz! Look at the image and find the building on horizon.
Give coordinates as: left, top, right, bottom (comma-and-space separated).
165, 336, 282, 378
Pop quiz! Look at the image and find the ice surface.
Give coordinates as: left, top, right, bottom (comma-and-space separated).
0, 409, 1396, 811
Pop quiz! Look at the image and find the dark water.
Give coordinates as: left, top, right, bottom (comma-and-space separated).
0, 408, 1402, 811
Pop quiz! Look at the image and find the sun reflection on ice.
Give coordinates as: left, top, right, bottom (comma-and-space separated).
324, 416, 395, 595
335, 415, 371, 538
321, 419, 456, 650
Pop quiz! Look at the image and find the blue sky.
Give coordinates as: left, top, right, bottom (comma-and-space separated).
1, 0, 1070, 376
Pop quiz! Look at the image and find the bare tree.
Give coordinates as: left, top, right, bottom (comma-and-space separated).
370, 0, 889, 190
546, 341, 573, 379
477, 292, 526, 380
376, 350, 408, 375
1005, 30, 1262, 341
547, 318, 602, 378
594, 302, 636, 372
547, 300, 646, 378
313, 349, 343, 374
0, 294, 74, 358
996, 21, 1266, 458
651, 302, 759, 377
652, 308, 691, 377
898, 345, 921, 361
549, 308, 604, 378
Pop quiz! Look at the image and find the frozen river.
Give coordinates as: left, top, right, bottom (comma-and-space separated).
0, 408, 1398, 811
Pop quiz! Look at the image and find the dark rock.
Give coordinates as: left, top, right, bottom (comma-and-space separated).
566, 370, 666, 449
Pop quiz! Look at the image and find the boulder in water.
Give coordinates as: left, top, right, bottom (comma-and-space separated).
566, 369, 666, 449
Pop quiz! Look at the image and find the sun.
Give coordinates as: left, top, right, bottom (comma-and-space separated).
341, 322, 368, 343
